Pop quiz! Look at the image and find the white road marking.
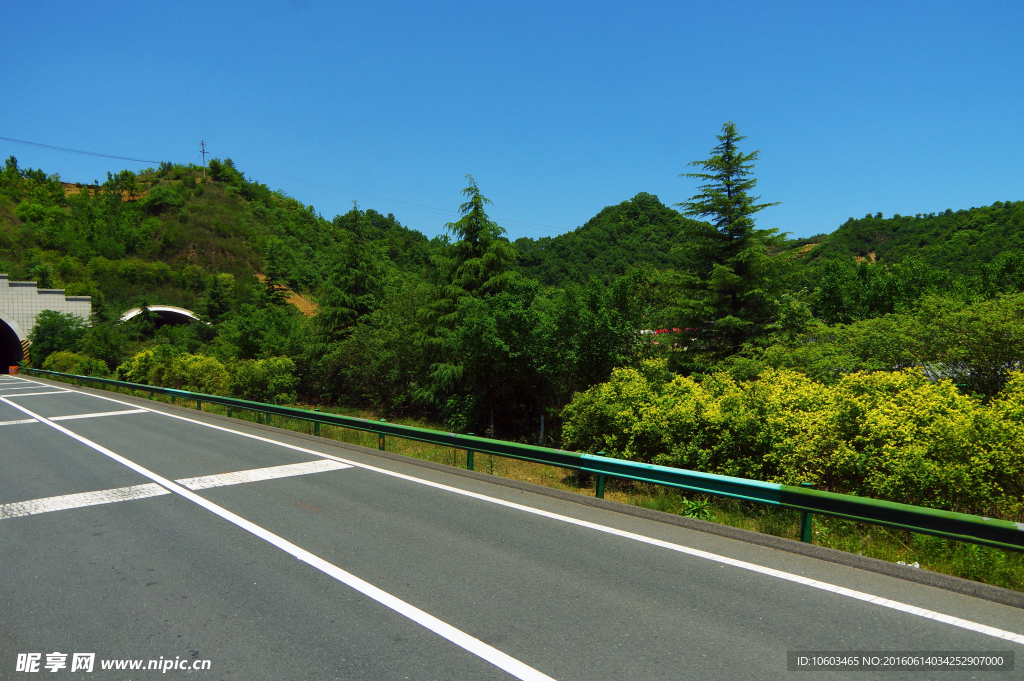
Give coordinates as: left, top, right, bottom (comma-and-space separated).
0, 483, 170, 519
14, 380, 1024, 646
0, 419, 38, 427
0, 396, 556, 681
50, 408, 149, 421
0, 386, 51, 391
2, 390, 71, 397
177, 459, 352, 490
0, 460, 353, 519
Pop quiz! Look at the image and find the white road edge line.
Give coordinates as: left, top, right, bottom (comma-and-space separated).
0, 484, 170, 519
0, 396, 557, 681
26, 377, 1024, 646
50, 409, 149, 422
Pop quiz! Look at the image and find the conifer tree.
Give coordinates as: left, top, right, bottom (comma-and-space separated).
427, 175, 519, 328
673, 122, 785, 350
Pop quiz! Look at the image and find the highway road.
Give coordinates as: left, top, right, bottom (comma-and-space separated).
1, 374, 1022, 680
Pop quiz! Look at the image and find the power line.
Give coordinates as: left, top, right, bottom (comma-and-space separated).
0, 134, 566, 234
240, 162, 565, 234
0, 136, 163, 165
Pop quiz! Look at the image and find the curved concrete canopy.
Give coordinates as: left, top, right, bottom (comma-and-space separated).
120, 305, 203, 325
0, 308, 28, 342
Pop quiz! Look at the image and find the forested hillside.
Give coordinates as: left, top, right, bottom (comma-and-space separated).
799, 201, 1024, 273
6, 120, 1024, 526
0, 156, 430, 316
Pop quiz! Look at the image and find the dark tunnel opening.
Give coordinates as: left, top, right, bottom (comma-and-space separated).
0, 320, 24, 373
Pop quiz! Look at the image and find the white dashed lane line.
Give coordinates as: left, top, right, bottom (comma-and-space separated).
176, 459, 351, 490
50, 409, 149, 421
0, 409, 149, 427
0, 460, 353, 519
0, 484, 170, 519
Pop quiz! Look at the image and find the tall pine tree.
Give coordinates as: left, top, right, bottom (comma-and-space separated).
673, 122, 785, 350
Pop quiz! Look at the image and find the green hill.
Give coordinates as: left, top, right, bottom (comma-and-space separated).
513, 192, 706, 285
797, 201, 1024, 273
0, 156, 430, 316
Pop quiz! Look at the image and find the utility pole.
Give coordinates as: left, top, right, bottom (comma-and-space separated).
199, 140, 208, 180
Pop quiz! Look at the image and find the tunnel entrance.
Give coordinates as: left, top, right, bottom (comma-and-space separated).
0, 319, 24, 373
120, 305, 203, 328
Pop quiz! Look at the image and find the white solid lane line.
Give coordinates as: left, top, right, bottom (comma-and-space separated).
0, 396, 557, 681
0, 484, 170, 519
14, 380, 1024, 646
50, 408, 149, 421
176, 459, 351, 490
0, 460, 353, 519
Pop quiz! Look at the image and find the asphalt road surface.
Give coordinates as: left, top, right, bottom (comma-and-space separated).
1, 374, 1022, 680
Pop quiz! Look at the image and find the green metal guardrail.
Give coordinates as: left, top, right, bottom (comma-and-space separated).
23, 368, 1024, 553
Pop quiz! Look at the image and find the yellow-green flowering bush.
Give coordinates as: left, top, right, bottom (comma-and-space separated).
562, 360, 1024, 519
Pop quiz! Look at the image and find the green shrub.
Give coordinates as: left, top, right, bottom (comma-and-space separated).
164, 353, 229, 394
28, 310, 88, 368
117, 349, 158, 384
229, 357, 297, 404
42, 351, 108, 377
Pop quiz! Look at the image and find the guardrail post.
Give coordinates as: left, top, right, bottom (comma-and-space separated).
595, 452, 606, 498
466, 433, 474, 471
227, 406, 232, 418
378, 419, 387, 450
170, 395, 175, 405
799, 482, 815, 543
313, 408, 320, 436
196, 398, 202, 412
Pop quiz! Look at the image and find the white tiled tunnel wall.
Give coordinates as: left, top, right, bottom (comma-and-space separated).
0, 274, 92, 341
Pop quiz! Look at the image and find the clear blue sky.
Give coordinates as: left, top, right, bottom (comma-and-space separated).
3, 0, 1021, 242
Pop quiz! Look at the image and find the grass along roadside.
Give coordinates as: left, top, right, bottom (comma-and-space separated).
36, 374, 1024, 593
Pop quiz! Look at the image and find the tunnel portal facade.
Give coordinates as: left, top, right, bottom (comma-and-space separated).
0, 274, 92, 373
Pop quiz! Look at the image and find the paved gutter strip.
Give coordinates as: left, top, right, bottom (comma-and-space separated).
27, 376, 1024, 610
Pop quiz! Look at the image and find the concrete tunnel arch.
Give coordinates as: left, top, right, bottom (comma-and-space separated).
0, 309, 29, 372
119, 305, 205, 327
